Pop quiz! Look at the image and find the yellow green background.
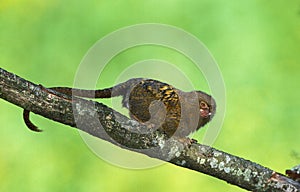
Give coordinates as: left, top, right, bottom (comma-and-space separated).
1, 1, 300, 191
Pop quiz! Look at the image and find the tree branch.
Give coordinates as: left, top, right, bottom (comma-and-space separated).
0, 67, 299, 192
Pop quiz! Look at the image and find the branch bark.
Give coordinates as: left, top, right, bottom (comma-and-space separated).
0, 67, 299, 192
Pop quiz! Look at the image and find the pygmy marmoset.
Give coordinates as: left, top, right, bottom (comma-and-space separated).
23, 78, 216, 138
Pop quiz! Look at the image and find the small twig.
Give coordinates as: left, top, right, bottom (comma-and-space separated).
0, 67, 299, 192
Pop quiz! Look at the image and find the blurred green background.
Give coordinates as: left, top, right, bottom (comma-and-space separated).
1, 0, 300, 191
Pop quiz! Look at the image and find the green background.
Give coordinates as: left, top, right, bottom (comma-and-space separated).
1, 1, 300, 191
